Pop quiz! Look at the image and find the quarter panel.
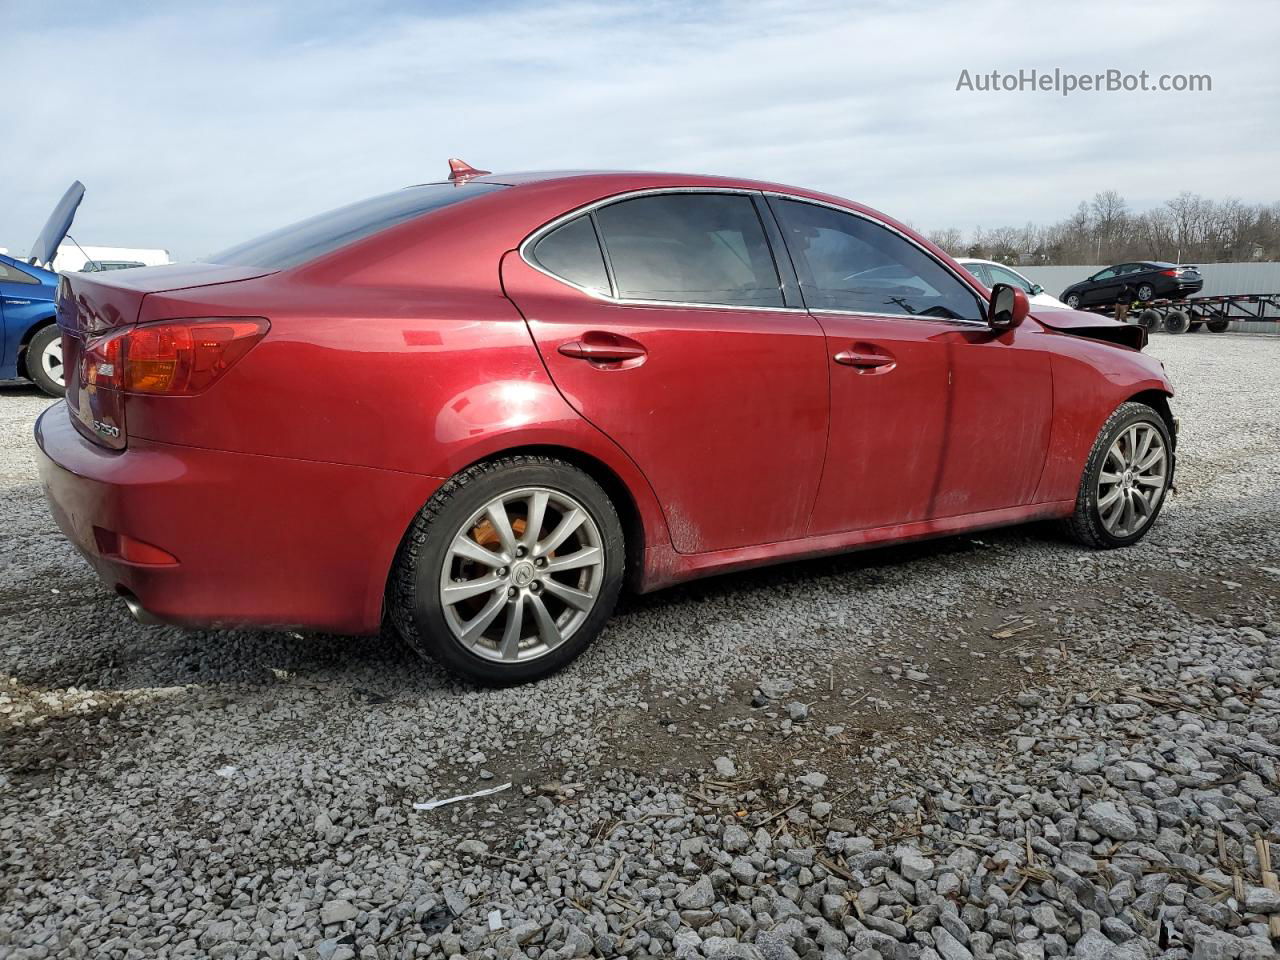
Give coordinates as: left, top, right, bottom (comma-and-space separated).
124, 274, 673, 552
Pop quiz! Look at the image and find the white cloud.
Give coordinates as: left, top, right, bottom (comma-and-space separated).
2, 0, 1277, 258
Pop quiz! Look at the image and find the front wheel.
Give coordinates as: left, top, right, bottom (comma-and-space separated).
388, 455, 625, 685
1064, 402, 1172, 549
1065, 293, 1081, 309
25, 324, 66, 398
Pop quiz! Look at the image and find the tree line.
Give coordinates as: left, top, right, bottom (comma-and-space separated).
926, 192, 1280, 266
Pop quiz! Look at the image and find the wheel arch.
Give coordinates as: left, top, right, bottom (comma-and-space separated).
1125, 388, 1176, 449
383, 441, 656, 607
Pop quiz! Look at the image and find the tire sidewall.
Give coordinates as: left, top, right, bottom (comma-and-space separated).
408, 462, 624, 685
26, 324, 65, 398
1081, 406, 1172, 547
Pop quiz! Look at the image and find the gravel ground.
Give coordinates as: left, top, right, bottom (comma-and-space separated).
1, 332, 1278, 960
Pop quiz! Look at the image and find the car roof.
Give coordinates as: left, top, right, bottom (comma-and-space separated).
412, 168, 904, 218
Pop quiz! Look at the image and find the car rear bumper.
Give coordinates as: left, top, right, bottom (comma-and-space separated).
34, 404, 444, 635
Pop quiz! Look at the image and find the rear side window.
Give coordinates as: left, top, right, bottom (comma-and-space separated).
0, 260, 40, 285
960, 262, 988, 284
774, 199, 983, 321
207, 182, 506, 270
531, 215, 610, 294
986, 263, 1033, 293
593, 193, 783, 307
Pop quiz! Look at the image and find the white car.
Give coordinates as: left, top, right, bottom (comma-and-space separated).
956, 258, 1068, 310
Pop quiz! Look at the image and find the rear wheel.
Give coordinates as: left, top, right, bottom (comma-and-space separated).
389, 455, 625, 685
1064, 402, 1172, 549
1136, 282, 1155, 301
25, 324, 65, 398
1207, 317, 1231, 333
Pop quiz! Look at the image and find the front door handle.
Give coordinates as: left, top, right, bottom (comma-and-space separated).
558, 332, 647, 364
834, 349, 894, 369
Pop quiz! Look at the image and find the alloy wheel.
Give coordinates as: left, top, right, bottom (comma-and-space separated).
1096, 422, 1168, 537
438, 487, 605, 663
41, 337, 64, 387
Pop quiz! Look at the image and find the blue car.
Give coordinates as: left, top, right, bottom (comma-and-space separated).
2, 181, 85, 397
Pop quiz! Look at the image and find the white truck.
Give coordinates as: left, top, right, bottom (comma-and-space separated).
52, 243, 172, 273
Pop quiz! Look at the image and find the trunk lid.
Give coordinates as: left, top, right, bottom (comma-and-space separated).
58, 263, 276, 448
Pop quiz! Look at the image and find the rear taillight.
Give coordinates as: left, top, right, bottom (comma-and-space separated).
83, 318, 269, 396
1160, 269, 1178, 277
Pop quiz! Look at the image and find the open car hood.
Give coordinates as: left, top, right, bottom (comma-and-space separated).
28, 181, 86, 267
1031, 305, 1146, 351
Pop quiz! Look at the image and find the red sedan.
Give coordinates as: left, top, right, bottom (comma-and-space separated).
36, 163, 1176, 684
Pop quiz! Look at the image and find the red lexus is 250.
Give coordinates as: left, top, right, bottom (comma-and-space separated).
36, 162, 1176, 684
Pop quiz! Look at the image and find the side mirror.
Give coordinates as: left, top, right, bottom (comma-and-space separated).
989, 283, 1029, 330
1030, 283, 1044, 295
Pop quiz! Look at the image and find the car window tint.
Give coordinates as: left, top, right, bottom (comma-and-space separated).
1093, 268, 1116, 280
531, 215, 610, 294
986, 264, 1033, 293
594, 193, 783, 307
774, 200, 982, 321
960, 263, 989, 284
208, 182, 506, 270
0, 260, 40, 285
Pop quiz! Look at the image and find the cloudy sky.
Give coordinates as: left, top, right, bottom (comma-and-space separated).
3, 0, 1277, 260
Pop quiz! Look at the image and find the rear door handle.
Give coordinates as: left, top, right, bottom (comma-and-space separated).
558, 333, 647, 364
834, 349, 893, 368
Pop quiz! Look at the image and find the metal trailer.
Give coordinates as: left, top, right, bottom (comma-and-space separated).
1084, 294, 1280, 334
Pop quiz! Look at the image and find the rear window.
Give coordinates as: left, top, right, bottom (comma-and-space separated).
207, 182, 505, 269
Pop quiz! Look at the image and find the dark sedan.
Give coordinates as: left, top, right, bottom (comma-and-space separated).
1061, 262, 1203, 309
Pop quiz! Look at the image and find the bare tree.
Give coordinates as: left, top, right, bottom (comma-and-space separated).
925, 191, 1280, 265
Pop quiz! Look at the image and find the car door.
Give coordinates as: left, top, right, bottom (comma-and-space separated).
769, 197, 1052, 533
501, 190, 830, 554
1081, 267, 1119, 305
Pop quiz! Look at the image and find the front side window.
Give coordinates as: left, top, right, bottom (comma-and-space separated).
774, 200, 983, 321
530, 215, 610, 295
986, 263, 1033, 293
960, 262, 989, 284
593, 193, 783, 307
1092, 268, 1117, 281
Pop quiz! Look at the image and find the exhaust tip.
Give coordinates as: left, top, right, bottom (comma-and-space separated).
120, 591, 164, 626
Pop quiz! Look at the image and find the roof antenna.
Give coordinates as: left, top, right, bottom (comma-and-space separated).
447, 158, 491, 183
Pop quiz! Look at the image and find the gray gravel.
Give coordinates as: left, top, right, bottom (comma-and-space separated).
1, 332, 1278, 960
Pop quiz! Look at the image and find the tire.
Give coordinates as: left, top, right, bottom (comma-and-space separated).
388, 455, 625, 685
1207, 317, 1230, 333
1064, 293, 1081, 309
1136, 309, 1162, 330
1063, 402, 1172, 549
1188, 321, 1203, 332
25, 324, 66, 398
1163, 309, 1191, 334
1136, 283, 1154, 302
